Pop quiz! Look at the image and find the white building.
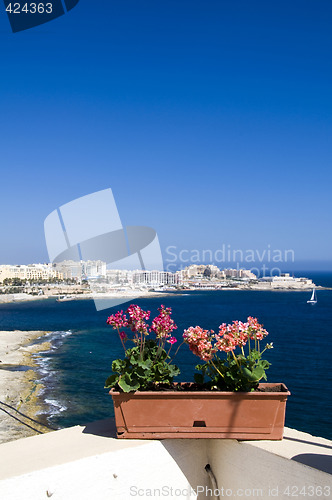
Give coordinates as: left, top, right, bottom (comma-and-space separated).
54, 260, 107, 280
182, 265, 221, 279
132, 270, 178, 287
0, 264, 63, 283
105, 269, 133, 285
222, 268, 257, 280
259, 273, 314, 289
84, 260, 106, 278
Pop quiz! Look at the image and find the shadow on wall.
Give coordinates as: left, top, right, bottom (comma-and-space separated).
284, 435, 332, 474
83, 418, 117, 438
161, 440, 210, 500
292, 453, 332, 475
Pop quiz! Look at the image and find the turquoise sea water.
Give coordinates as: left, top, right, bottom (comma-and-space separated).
0, 271, 331, 440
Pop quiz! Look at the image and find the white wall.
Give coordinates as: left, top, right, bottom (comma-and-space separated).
208, 438, 332, 499
0, 425, 331, 500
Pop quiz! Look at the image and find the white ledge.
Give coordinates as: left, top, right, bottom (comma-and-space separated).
0, 422, 331, 499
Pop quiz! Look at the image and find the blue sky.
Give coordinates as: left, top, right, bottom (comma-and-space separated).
0, 1, 331, 270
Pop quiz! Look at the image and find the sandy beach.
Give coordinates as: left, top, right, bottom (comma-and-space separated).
0, 330, 52, 444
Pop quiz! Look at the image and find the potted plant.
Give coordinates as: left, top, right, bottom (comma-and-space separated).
105, 304, 180, 392
106, 305, 290, 440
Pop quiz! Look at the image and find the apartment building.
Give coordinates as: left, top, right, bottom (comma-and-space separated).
0, 264, 63, 283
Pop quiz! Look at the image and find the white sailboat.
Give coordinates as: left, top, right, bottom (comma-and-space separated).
307, 288, 317, 304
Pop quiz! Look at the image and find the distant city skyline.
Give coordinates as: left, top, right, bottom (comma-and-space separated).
0, 2, 331, 269
0, 261, 315, 285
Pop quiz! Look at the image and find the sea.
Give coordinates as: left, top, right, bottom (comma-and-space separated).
0, 271, 331, 441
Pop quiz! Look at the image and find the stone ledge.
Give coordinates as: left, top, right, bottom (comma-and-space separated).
0, 422, 331, 481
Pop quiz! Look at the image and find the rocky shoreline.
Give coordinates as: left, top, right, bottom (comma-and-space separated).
0, 331, 53, 444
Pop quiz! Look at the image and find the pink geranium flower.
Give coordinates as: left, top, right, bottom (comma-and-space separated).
167, 337, 177, 345
183, 317, 270, 363
151, 305, 178, 339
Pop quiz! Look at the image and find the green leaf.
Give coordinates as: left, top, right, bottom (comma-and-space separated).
118, 373, 140, 393
168, 365, 180, 377
104, 374, 118, 388
138, 359, 152, 369
260, 360, 270, 369
252, 366, 265, 379
242, 365, 265, 382
242, 367, 260, 381
112, 359, 126, 372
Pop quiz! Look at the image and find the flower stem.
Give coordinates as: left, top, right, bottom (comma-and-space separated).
231, 350, 240, 368
210, 360, 225, 379
117, 327, 126, 352
168, 340, 185, 364
139, 331, 143, 360
151, 338, 164, 365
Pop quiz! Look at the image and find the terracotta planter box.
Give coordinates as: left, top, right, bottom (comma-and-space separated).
110, 382, 290, 440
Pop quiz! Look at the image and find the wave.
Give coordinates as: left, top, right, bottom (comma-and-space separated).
44, 329, 73, 341
37, 397, 68, 419
44, 398, 67, 414
32, 332, 72, 422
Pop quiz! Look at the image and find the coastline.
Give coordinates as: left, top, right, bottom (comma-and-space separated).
0, 290, 175, 304
218, 285, 332, 291
0, 330, 52, 444
0, 294, 49, 304
0, 286, 331, 305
